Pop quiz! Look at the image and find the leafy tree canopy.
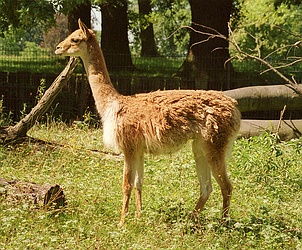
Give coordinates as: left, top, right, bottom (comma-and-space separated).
1, 0, 301, 57
231, 0, 302, 59
129, 0, 191, 56
0, 0, 58, 36
274, 0, 301, 7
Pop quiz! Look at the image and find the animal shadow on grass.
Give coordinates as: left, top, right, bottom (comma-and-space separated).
233, 214, 302, 240
193, 212, 301, 239
156, 198, 232, 234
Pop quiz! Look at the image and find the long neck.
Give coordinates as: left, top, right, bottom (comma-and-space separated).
81, 38, 120, 116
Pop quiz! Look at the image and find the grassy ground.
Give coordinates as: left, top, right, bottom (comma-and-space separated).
0, 52, 183, 76
0, 122, 301, 249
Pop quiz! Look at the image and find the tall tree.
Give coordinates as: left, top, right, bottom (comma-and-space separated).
43, 14, 69, 50
138, 0, 158, 56
100, 0, 134, 71
67, 0, 92, 32
179, 0, 233, 90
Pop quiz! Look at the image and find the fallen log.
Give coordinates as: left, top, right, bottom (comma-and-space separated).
0, 178, 66, 210
224, 84, 302, 112
0, 57, 78, 144
239, 119, 302, 140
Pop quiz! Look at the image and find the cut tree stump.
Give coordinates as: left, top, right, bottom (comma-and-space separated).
0, 178, 66, 210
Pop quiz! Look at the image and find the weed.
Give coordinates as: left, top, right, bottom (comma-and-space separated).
36, 78, 47, 102
19, 103, 28, 120
0, 98, 13, 126
73, 108, 100, 130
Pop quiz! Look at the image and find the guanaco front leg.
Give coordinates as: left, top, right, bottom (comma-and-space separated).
118, 150, 144, 227
134, 153, 144, 217
119, 163, 132, 227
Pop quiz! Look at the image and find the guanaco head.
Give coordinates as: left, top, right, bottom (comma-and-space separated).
55, 19, 94, 57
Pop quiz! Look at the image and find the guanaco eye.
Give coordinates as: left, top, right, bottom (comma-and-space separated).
71, 38, 79, 43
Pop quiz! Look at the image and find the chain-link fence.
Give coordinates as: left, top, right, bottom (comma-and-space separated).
1, 49, 302, 121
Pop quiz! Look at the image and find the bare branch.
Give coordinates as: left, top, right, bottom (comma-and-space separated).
247, 33, 262, 58
227, 24, 302, 95
292, 76, 298, 85
276, 105, 287, 140
262, 41, 302, 62
261, 58, 302, 74
274, 26, 302, 40
169, 23, 302, 95
191, 22, 223, 36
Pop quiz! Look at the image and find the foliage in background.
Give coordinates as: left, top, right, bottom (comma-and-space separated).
1, 0, 302, 82
1, 0, 302, 59
0, 99, 12, 126
129, 0, 191, 56
0, 28, 44, 55
231, 0, 302, 59
0, 0, 56, 36
20, 42, 51, 57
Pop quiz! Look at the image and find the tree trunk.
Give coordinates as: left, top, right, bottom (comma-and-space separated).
100, 0, 134, 71
68, 0, 91, 32
67, 1, 92, 117
178, 0, 233, 90
0, 178, 66, 209
0, 57, 78, 144
138, 0, 159, 57
224, 84, 302, 112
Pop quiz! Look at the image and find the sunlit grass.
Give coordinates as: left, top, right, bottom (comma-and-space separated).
0, 123, 301, 249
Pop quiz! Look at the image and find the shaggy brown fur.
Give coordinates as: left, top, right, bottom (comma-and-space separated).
56, 19, 241, 227
118, 90, 239, 152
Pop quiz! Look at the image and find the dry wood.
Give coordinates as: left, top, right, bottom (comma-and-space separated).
0, 178, 66, 209
240, 119, 302, 140
276, 105, 287, 138
223, 84, 302, 112
0, 57, 78, 144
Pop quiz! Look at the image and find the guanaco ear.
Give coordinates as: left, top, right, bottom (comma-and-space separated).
78, 18, 91, 40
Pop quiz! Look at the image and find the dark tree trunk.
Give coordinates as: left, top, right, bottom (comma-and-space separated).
68, 0, 91, 33
179, 0, 233, 90
67, 1, 92, 117
138, 0, 159, 57
100, 0, 134, 71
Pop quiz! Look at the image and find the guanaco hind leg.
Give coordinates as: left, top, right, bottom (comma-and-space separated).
192, 138, 233, 219
192, 138, 213, 217
211, 162, 233, 218
205, 143, 233, 218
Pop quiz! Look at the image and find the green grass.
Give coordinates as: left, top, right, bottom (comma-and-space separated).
132, 56, 184, 77
0, 122, 301, 249
0, 51, 183, 76
0, 52, 66, 74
